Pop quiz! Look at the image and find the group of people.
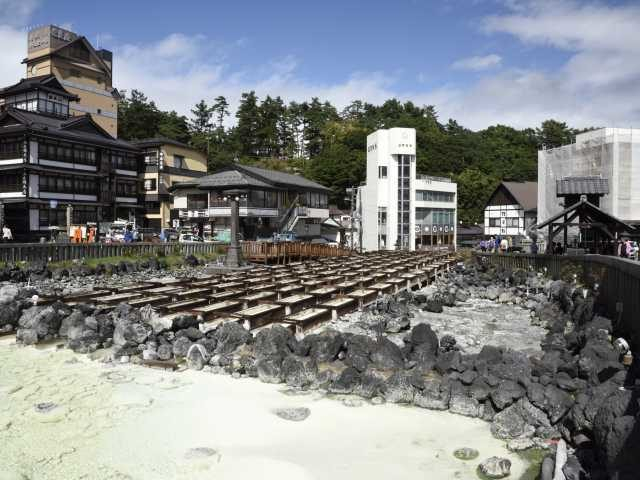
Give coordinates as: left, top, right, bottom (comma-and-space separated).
479, 236, 512, 254
618, 239, 639, 260
1, 224, 12, 242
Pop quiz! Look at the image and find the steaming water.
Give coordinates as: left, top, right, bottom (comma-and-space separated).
0, 338, 530, 480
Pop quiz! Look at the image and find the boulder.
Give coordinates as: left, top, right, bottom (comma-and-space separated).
214, 322, 251, 355
186, 343, 210, 370
413, 378, 450, 410
330, 366, 361, 394
303, 330, 344, 363
449, 394, 482, 418
254, 325, 294, 360
490, 380, 526, 410
281, 355, 318, 388
172, 336, 193, 358
344, 334, 374, 372
371, 337, 404, 370
256, 356, 284, 383
113, 322, 152, 348
385, 315, 410, 333
383, 372, 415, 403
478, 457, 511, 479
16, 302, 69, 344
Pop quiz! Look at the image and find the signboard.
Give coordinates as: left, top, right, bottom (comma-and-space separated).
423, 225, 430, 232
49, 200, 58, 209
415, 225, 421, 232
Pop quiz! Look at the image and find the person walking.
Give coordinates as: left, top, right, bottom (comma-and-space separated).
480, 239, 486, 252
489, 236, 495, 253
500, 237, 509, 254
530, 240, 538, 255
2, 224, 12, 243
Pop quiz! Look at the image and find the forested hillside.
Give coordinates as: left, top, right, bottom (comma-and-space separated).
118, 90, 591, 223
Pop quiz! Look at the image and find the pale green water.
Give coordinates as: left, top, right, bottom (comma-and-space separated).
0, 339, 531, 480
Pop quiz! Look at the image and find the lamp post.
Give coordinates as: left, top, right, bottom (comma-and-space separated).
222, 189, 246, 268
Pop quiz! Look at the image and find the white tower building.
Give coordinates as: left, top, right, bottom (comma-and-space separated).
357, 127, 457, 252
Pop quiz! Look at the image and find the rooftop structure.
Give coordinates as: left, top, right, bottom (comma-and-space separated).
24, 25, 119, 137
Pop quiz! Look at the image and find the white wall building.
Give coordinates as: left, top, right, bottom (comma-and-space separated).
483, 181, 537, 244
538, 128, 640, 224
357, 127, 457, 251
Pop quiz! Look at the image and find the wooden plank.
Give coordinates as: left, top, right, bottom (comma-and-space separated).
233, 303, 284, 330
94, 292, 143, 305
193, 300, 242, 320
276, 293, 315, 315
161, 298, 208, 314
238, 291, 277, 309
284, 307, 331, 334
209, 290, 243, 302
127, 295, 170, 308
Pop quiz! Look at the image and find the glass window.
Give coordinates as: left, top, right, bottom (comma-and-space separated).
174, 155, 185, 169
143, 179, 157, 191
0, 172, 21, 192
378, 166, 387, 179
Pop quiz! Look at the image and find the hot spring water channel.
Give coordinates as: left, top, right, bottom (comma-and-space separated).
0, 295, 545, 479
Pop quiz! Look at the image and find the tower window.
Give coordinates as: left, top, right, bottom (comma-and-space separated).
378, 166, 387, 179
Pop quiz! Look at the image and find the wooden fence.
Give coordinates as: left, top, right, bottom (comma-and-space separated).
0, 241, 353, 265
0, 241, 225, 264
477, 252, 640, 349
242, 242, 353, 264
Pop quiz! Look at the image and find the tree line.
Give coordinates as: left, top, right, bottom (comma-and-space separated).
118, 89, 594, 224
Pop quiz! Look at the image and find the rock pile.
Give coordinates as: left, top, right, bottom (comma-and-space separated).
6, 261, 639, 479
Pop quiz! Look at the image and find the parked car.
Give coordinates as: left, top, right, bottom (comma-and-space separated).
274, 231, 297, 243
178, 233, 203, 243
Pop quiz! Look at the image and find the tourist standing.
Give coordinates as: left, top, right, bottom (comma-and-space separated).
489, 236, 495, 253
530, 241, 538, 255
500, 237, 509, 254
480, 239, 486, 252
2, 224, 12, 243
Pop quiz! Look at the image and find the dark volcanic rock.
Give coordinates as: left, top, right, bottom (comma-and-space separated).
371, 337, 404, 370
214, 322, 251, 355
304, 330, 344, 363
330, 366, 361, 394
281, 355, 317, 388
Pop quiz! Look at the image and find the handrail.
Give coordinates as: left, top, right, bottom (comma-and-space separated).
476, 252, 640, 349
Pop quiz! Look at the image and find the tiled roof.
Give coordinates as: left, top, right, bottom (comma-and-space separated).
502, 181, 538, 211
132, 137, 195, 150
0, 75, 79, 100
238, 164, 330, 192
197, 169, 274, 190
556, 176, 609, 195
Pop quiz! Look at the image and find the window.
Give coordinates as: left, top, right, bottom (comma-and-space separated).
378, 207, 387, 225
396, 154, 411, 249
115, 180, 137, 197
489, 218, 500, 227
39, 141, 96, 166
72, 206, 97, 224
145, 202, 160, 214
143, 179, 157, 191
0, 172, 21, 192
187, 194, 208, 210
378, 166, 387, 179
39, 207, 67, 228
173, 155, 185, 169
416, 190, 455, 202
0, 137, 23, 160
507, 217, 519, 228
39, 174, 97, 195
111, 152, 137, 171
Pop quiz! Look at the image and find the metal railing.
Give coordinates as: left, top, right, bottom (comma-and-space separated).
477, 252, 640, 349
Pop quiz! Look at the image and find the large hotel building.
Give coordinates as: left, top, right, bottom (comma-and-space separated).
0, 25, 206, 241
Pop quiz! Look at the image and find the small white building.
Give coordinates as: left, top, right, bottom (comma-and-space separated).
357, 127, 457, 251
538, 128, 640, 225
483, 181, 537, 243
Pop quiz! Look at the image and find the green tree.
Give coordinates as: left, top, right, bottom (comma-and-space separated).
117, 90, 163, 140
454, 169, 500, 224
536, 119, 573, 149
158, 111, 190, 143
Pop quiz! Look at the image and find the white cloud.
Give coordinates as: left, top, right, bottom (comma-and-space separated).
0, 0, 39, 25
2, 0, 640, 132
452, 54, 502, 71
0, 25, 27, 87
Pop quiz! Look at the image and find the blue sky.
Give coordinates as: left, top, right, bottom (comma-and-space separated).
2, 0, 640, 129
